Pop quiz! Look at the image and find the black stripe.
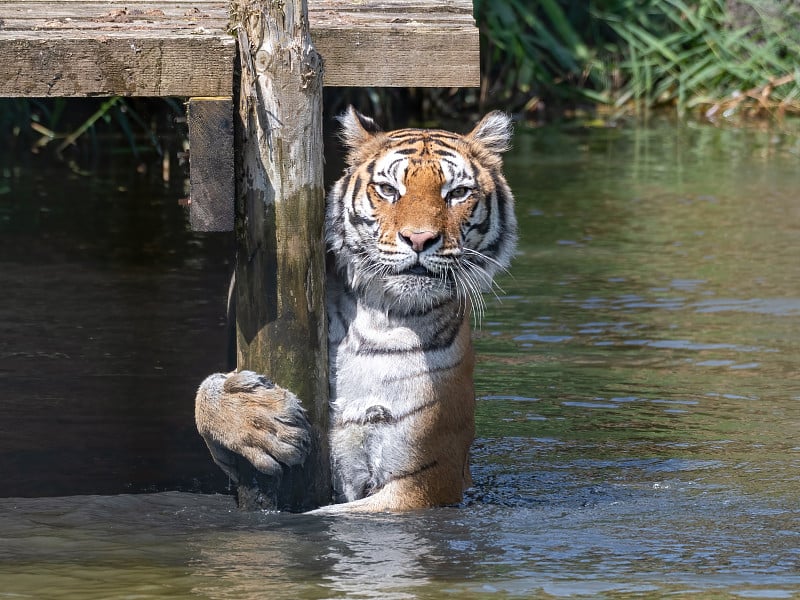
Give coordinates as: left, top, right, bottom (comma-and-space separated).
386, 460, 439, 485
351, 174, 362, 201
427, 138, 461, 152
348, 209, 375, 229
346, 175, 377, 228
464, 194, 491, 236
388, 156, 405, 180
378, 135, 463, 159
441, 157, 459, 171
337, 172, 353, 197
387, 130, 424, 140
351, 310, 462, 355
428, 310, 464, 348
389, 131, 460, 144
478, 179, 512, 256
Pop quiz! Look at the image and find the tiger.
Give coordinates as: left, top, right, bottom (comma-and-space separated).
195, 107, 517, 513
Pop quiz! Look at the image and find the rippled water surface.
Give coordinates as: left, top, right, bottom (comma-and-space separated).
2, 122, 799, 598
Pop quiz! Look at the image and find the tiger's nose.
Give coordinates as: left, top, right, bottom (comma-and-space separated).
399, 228, 441, 253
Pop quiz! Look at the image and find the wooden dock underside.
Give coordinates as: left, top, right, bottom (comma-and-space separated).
0, 0, 480, 96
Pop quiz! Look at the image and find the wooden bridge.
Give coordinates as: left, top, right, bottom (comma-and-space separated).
0, 0, 481, 511
0, 0, 478, 95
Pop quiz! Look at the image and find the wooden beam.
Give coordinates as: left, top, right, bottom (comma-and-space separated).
187, 98, 235, 232
0, 0, 479, 97
0, 34, 235, 97
313, 26, 479, 88
231, 0, 330, 511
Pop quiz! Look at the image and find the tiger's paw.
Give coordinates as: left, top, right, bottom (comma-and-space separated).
195, 370, 311, 481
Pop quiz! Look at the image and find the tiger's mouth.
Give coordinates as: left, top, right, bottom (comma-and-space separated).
380, 262, 455, 306
402, 264, 433, 276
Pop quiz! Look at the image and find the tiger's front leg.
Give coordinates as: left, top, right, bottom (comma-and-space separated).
194, 370, 311, 483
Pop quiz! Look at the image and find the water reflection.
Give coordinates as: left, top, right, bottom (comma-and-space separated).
2, 121, 800, 598
2, 485, 798, 599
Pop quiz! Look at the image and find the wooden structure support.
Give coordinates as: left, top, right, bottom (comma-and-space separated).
229, 0, 330, 511
186, 98, 235, 232
0, 0, 480, 510
0, 0, 479, 96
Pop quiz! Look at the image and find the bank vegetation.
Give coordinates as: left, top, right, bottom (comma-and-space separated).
2, 0, 798, 157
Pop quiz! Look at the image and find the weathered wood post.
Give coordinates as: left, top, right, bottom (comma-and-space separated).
229, 0, 330, 511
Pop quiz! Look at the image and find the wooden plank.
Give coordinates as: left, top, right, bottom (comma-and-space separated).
0, 1, 231, 29
314, 27, 479, 88
0, 35, 235, 97
0, 0, 479, 96
312, 0, 479, 87
187, 98, 234, 232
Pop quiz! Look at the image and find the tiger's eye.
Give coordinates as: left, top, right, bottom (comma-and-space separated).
448, 186, 471, 201
376, 183, 399, 200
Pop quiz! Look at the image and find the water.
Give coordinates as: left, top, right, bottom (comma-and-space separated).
0, 145, 233, 496
1, 121, 799, 598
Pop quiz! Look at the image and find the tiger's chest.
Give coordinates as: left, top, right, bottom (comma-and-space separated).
326, 280, 470, 417
324, 279, 474, 500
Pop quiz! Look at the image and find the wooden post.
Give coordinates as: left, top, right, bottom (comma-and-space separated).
230, 0, 330, 511
187, 97, 235, 232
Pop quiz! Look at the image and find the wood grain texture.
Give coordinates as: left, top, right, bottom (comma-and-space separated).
0, 0, 479, 96
187, 97, 234, 232
232, 0, 330, 511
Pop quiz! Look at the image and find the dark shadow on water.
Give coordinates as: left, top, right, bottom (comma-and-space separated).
0, 144, 234, 496
0, 105, 376, 499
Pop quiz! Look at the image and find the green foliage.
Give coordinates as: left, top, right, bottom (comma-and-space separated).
475, 0, 608, 108
476, 0, 800, 119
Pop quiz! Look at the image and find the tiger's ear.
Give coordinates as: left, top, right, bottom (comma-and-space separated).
467, 111, 513, 154
337, 106, 382, 152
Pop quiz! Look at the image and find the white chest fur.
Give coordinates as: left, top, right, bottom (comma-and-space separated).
325, 282, 472, 502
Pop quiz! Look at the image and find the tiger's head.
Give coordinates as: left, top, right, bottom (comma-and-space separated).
326, 107, 517, 316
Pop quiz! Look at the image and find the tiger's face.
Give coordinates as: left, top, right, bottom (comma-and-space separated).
326, 108, 517, 315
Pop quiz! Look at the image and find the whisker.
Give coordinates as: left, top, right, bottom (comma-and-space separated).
451, 266, 470, 319
461, 251, 507, 302
454, 261, 486, 327
462, 247, 513, 278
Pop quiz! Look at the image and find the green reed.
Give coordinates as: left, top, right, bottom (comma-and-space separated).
476, 0, 800, 119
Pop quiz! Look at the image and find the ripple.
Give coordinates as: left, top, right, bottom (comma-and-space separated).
692, 298, 800, 316
514, 333, 574, 343
562, 401, 619, 409
626, 339, 769, 353
696, 359, 737, 367
481, 395, 541, 403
